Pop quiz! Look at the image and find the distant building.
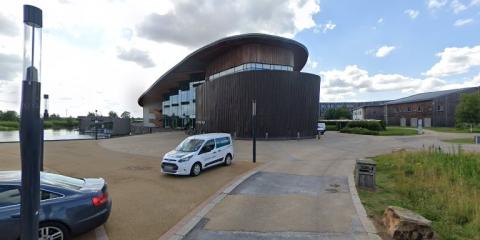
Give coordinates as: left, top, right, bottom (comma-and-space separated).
320, 101, 389, 118
385, 87, 480, 127
78, 116, 131, 136
352, 105, 384, 120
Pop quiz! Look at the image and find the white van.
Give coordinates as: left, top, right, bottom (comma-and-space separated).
161, 133, 234, 176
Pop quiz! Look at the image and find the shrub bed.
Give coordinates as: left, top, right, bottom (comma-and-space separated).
339, 127, 379, 135
345, 121, 384, 131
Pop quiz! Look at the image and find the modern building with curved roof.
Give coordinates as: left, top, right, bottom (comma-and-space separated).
138, 33, 321, 139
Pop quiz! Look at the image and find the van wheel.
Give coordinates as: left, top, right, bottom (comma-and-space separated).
190, 163, 202, 176
224, 155, 232, 166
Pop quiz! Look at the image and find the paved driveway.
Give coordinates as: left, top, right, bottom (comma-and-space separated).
182, 130, 480, 240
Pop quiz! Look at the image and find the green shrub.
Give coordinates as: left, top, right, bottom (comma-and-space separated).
326, 125, 338, 131
340, 127, 379, 135
0, 121, 19, 128
346, 121, 383, 131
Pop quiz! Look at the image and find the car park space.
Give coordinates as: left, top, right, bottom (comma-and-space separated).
0, 132, 257, 240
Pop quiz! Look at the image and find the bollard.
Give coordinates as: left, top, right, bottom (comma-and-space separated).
265, 132, 269, 139
297, 131, 300, 140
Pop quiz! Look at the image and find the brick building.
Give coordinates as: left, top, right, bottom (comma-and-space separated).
385, 87, 480, 127
352, 105, 385, 120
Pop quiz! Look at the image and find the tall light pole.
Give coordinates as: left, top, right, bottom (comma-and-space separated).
252, 99, 256, 163
20, 5, 43, 240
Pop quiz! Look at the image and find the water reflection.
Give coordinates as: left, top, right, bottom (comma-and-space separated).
0, 129, 94, 142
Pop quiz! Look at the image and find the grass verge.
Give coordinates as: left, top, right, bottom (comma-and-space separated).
359, 147, 480, 240
378, 127, 418, 136
340, 127, 417, 136
0, 119, 79, 130
443, 138, 476, 144
427, 127, 480, 133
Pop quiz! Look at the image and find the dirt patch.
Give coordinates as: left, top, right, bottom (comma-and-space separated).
0, 136, 257, 240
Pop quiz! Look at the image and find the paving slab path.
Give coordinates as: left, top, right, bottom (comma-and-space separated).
180, 130, 480, 240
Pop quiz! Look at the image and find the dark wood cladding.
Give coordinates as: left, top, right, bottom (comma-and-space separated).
196, 70, 320, 139
206, 44, 294, 77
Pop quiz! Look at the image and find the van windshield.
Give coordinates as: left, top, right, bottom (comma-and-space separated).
176, 139, 204, 152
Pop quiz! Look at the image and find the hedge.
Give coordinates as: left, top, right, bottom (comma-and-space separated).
340, 127, 379, 135
345, 121, 383, 131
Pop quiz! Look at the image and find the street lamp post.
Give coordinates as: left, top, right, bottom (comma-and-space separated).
252, 99, 256, 163
20, 5, 43, 240
95, 110, 98, 140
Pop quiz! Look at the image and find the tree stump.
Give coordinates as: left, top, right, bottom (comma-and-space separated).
383, 206, 435, 240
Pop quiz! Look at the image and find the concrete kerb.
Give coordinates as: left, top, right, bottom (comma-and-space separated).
348, 174, 381, 240
159, 161, 271, 240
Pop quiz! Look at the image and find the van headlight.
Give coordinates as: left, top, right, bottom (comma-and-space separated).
178, 155, 193, 163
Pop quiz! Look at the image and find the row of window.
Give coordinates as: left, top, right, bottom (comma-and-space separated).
392, 105, 444, 113
208, 62, 294, 81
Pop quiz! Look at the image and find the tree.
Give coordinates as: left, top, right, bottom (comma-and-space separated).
324, 107, 352, 120
456, 91, 480, 132
87, 112, 96, 117
0, 110, 19, 121
108, 111, 118, 118
120, 111, 131, 119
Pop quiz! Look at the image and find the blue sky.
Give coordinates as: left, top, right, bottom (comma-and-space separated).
0, 0, 479, 116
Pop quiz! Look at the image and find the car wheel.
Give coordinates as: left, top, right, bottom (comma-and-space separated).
38, 222, 70, 240
190, 162, 202, 176
224, 154, 232, 166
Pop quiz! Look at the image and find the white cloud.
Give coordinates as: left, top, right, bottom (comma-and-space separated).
0, 0, 321, 117
454, 18, 474, 26
306, 58, 318, 69
424, 45, 480, 77
137, 0, 321, 48
314, 20, 336, 33
404, 9, 420, 19
471, 0, 480, 6
320, 65, 479, 102
427, 0, 448, 9
117, 47, 155, 68
377, 18, 384, 24
375, 46, 396, 58
450, 0, 467, 13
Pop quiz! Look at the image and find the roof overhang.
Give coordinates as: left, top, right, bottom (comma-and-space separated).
138, 33, 309, 107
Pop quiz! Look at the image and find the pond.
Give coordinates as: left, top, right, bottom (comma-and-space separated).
0, 129, 94, 143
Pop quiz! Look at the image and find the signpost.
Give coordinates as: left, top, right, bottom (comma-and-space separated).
252, 99, 256, 163
20, 5, 43, 240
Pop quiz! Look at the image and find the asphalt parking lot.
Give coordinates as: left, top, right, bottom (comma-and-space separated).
0, 132, 257, 240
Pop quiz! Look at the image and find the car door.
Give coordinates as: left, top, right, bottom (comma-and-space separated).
199, 139, 216, 168
0, 185, 21, 240
213, 137, 229, 164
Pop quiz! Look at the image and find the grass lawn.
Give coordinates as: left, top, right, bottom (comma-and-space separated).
358, 148, 480, 240
443, 138, 476, 144
379, 127, 418, 136
427, 127, 480, 133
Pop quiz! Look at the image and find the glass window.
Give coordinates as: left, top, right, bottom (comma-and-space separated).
41, 190, 62, 200
41, 173, 85, 190
255, 63, 262, 69
200, 139, 215, 154
274, 65, 282, 70
176, 138, 204, 152
215, 137, 231, 148
234, 65, 242, 72
0, 185, 20, 207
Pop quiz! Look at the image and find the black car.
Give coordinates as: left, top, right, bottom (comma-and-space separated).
0, 171, 111, 240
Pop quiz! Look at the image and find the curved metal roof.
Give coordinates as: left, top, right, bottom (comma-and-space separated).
138, 33, 309, 106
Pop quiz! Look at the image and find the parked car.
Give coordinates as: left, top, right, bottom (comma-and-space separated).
161, 133, 234, 176
0, 171, 111, 240
317, 122, 326, 135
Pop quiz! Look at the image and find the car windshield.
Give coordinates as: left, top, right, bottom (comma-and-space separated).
176, 138, 204, 152
41, 173, 85, 190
